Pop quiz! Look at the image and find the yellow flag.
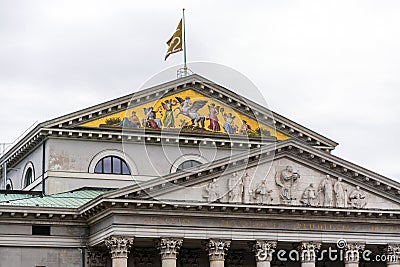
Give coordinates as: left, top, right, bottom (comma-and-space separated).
165, 19, 183, 60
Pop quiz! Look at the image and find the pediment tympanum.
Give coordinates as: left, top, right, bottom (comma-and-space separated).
158, 158, 400, 210
80, 89, 288, 140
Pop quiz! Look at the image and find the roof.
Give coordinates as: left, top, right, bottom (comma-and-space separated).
0, 188, 112, 208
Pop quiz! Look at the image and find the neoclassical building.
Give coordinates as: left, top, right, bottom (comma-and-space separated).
0, 74, 399, 267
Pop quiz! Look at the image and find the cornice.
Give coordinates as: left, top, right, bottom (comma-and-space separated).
81, 198, 400, 226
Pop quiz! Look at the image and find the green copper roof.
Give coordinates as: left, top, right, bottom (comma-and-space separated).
0, 188, 112, 208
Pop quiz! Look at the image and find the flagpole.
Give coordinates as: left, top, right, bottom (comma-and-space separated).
182, 8, 187, 73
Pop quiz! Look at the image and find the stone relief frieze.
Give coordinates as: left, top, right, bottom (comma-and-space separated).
180, 159, 393, 209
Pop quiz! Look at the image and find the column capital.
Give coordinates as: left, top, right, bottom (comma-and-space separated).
386, 244, 400, 265
156, 237, 183, 260
86, 249, 107, 267
344, 242, 365, 264
251, 240, 277, 262
204, 239, 231, 261
298, 241, 321, 263
104, 236, 134, 259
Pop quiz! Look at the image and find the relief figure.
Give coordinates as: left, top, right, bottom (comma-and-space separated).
319, 175, 334, 207
253, 179, 273, 205
301, 183, 318, 206
348, 186, 367, 209
333, 177, 347, 208
204, 179, 220, 202
275, 166, 300, 205
228, 172, 243, 203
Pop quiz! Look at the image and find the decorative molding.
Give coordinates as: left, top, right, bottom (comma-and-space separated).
104, 236, 134, 259
204, 239, 231, 261
251, 240, 277, 262
156, 237, 183, 260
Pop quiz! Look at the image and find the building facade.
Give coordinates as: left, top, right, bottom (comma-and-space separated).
0, 74, 399, 267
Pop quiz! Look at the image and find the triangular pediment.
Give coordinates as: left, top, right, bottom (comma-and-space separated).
42, 74, 337, 148
95, 139, 400, 212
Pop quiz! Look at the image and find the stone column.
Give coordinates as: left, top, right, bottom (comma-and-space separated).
344, 243, 365, 267
386, 244, 400, 267
251, 240, 277, 267
299, 241, 321, 267
204, 239, 231, 267
104, 236, 134, 267
86, 249, 107, 267
156, 237, 183, 267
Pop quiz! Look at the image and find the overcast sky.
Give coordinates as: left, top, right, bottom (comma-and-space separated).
1, 0, 400, 180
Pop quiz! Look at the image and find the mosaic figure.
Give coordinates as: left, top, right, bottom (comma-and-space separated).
175, 96, 207, 128
239, 120, 251, 135
221, 108, 237, 134
143, 107, 162, 129
207, 103, 221, 132
128, 111, 141, 128
161, 99, 177, 128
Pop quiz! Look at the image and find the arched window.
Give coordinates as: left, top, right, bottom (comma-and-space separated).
94, 156, 131, 175
24, 167, 34, 187
176, 160, 202, 172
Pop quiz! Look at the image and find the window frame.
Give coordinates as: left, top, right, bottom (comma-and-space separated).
94, 156, 131, 175
22, 162, 35, 188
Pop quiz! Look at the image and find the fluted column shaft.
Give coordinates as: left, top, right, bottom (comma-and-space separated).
157, 237, 183, 267
105, 236, 134, 267
299, 241, 321, 267
204, 239, 231, 267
